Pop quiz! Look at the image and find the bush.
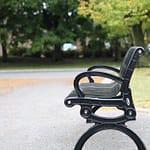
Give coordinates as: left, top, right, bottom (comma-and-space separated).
43, 50, 53, 57
9, 47, 27, 56
63, 50, 78, 58
138, 55, 150, 67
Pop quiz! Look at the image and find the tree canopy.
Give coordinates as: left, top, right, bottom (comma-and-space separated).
0, 0, 80, 61
0, 0, 150, 62
78, 0, 150, 46
0, 0, 108, 61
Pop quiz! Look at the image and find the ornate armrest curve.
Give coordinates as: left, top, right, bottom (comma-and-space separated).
87, 65, 120, 82
74, 71, 123, 97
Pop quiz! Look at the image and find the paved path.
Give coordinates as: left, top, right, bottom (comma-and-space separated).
0, 70, 149, 150
0, 69, 84, 79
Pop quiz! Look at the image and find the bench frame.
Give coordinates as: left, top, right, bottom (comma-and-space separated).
64, 46, 147, 150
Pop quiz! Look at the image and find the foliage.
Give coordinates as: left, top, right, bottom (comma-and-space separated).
131, 68, 150, 108
0, 0, 80, 61
0, 28, 8, 43
78, 0, 150, 45
2, 0, 150, 61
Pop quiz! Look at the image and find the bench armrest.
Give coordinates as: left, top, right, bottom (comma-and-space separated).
87, 65, 120, 82
74, 71, 123, 97
88, 65, 120, 73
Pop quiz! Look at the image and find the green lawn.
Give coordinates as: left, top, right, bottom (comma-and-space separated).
131, 68, 150, 108
0, 57, 120, 69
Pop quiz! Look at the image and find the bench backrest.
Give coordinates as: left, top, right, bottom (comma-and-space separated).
119, 46, 144, 91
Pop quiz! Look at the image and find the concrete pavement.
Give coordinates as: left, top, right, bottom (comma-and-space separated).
0, 71, 149, 150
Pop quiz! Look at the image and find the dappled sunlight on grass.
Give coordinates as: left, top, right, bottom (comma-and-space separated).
131, 68, 150, 108
135, 99, 150, 108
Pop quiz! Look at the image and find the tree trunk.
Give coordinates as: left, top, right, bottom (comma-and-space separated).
52, 44, 63, 61
145, 29, 150, 43
112, 37, 121, 61
132, 22, 145, 47
1, 41, 8, 63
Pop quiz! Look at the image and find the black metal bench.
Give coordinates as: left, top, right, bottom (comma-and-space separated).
64, 46, 146, 150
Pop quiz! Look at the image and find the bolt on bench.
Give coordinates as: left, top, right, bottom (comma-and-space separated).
64, 46, 146, 150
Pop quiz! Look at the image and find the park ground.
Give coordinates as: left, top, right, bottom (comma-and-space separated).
0, 69, 149, 150
0, 67, 150, 108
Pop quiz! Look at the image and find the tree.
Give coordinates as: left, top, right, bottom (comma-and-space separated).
0, 28, 8, 62
0, 0, 109, 61
41, 0, 80, 61
0, 0, 80, 61
0, 0, 16, 62
78, 0, 150, 47
0, 0, 44, 61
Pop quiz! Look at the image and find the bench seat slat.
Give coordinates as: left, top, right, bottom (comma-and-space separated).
67, 82, 120, 99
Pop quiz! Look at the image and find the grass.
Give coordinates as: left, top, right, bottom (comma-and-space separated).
0, 57, 121, 70
131, 68, 150, 108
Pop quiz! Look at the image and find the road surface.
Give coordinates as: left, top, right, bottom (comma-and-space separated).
0, 69, 84, 79
0, 69, 149, 150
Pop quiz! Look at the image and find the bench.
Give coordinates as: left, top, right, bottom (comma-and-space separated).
64, 46, 146, 150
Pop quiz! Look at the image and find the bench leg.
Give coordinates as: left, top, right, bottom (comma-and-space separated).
74, 123, 146, 150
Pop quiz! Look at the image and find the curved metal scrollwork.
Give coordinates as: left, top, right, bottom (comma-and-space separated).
74, 123, 146, 150
64, 47, 146, 150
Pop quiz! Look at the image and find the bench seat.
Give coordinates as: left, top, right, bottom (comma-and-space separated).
67, 82, 120, 99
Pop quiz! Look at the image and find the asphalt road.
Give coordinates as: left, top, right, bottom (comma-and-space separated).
0, 69, 149, 150
0, 69, 84, 79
